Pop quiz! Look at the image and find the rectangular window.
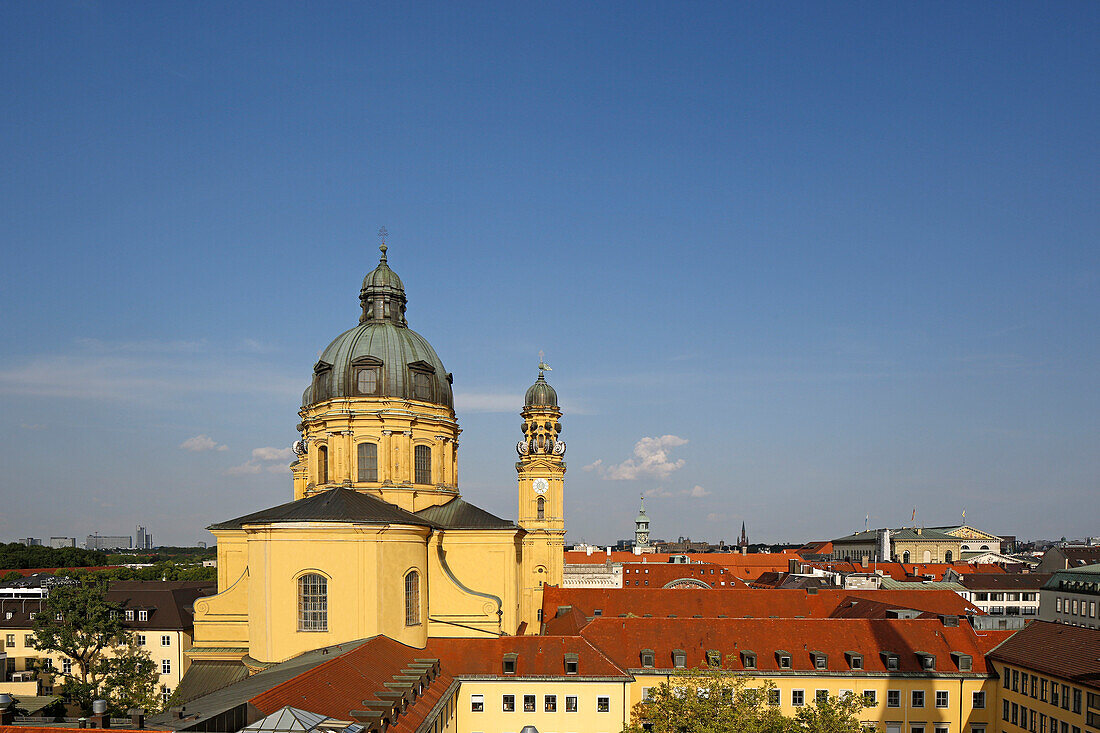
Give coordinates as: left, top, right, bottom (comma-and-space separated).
24, 634, 33, 647
1057, 598, 1063, 612
162, 635, 171, 646
913, 690, 925, 708
125, 609, 134, 620
974, 691, 986, 709
793, 690, 805, 707
817, 690, 830, 704
1031, 709, 1037, 733
357, 442, 379, 482
4, 634, 12, 646
864, 691, 877, 705
1012, 702, 1018, 725
162, 688, 172, 705
566, 695, 578, 712
62, 658, 72, 674
545, 695, 557, 712
769, 689, 781, 706
1003, 700, 1010, 721
357, 367, 380, 395
888, 691, 901, 708
138, 609, 148, 621
161, 659, 171, 675
597, 696, 610, 713
137, 634, 146, 645
1031, 677, 1037, 698
471, 694, 484, 712
1041, 680, 1048, 702
935, 726, 948, 733
502, 694, 514, 712
1013, 670, 1019, 692
1072, 689, 1081, 713
972, 727, 985, 733
1062, 685, 1070, 710
937, 691, 950, 708
524, 695, 536, 712
912, 726, 925, 733
415, 445, 432, 484
1053, 686, 1060, 707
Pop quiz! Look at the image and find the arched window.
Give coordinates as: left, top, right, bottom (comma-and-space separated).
902, 551, 911, 563
537, 497, 545, 520
414, 445, 431, 484
945, 550, 953, 563
317, 445, 329, 484
923, 550, 932, 563
297, 574, 327, 631
357, 443, 378, 482
404, 570, 420, 626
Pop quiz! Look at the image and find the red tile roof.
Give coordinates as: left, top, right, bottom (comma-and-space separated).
581, 617, 1001, 674
541, 586, 983, 622
250, 635, 425, 719
565, 552, 806, 583
619, 562, 749, 588
423, 635, 628, 678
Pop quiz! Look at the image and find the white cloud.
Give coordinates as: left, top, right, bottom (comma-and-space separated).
706, 512, 728, 522
225, 461, 263, 475
644, 484, 711, 500
180, 435, 228, 452
592, 435, 688, 480
252, 446, 293, 461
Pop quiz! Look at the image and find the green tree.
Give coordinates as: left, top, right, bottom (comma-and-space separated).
31, 580, 160, 714
622, 667, 871, 733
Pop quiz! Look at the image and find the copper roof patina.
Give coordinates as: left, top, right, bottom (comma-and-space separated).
209, 488, 439, 530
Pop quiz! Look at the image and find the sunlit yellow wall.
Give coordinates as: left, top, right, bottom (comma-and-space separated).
242, 522, 430, 662
296, 398, 461, 510
454, 679, 630, 733
426, 530, 524, 638
989, 660, 1091, 733
628, 672, 997, 732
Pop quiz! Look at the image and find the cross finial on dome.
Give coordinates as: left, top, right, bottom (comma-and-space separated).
377, 226, 388, 262
538, 350, 552, 377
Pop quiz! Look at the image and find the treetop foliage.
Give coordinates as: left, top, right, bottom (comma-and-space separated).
0, 543, 108, 570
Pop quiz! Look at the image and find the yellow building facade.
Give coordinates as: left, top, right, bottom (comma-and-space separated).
190, 244, 566, 667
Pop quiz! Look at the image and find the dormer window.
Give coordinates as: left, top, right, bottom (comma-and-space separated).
951, 652, 973, 672
672, 649, 687, 668
357, 367, 380, 395
811, 651, 827, 670
776, 650, 792, 669
408, 361, 436, 402
741, 650, 757, 669
916, 652, 936, 671
640, 649, 655, 668
706, 650, 721, 669
845, 652, 863, 670
881, 652, 899, 671
312, 361, 333, 402
138, 610, 148, 622
564, 653, 578, 675
503, 652, 518, 675
125, 610, 134, 621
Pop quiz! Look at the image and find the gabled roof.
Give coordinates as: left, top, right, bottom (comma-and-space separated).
423, 635, 627, 678
209, 488, 438, 530
988, 621, 1100, 690
540, 587, 983, 622
580, 617, 1010, 674
413, 498, 517, 530
958, 573, 1051, 590
833, 528, 960, 543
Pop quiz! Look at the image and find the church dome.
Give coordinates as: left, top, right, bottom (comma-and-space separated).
524, 373, 558, 408
302, 244, 453, 410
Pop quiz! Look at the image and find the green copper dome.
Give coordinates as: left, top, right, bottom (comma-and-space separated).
524, 373, 558, 408
301, 245, 453, 410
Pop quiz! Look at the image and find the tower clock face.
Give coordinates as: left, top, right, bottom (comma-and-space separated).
532, 478, 549, 495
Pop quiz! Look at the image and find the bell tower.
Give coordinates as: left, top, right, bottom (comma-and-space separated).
516, 357, 566, 632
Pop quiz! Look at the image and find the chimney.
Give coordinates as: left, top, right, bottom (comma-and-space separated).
788, 558, 800, 574
861, 556, 869, 568
90, 699, 110, 729
0, 694, 15, 726
129, 708, 145, 730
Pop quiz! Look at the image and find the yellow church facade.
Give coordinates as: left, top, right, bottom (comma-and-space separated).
189, 244, 566, 666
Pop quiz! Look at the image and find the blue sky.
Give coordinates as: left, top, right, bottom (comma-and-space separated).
1, 3, 1097, 547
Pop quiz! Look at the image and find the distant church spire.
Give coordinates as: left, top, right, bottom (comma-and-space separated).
739, 521, 748, 548
635, 496, 650, 549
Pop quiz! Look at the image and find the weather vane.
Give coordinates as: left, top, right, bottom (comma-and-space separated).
538, 350, 552, 375
378, 226, 388, 260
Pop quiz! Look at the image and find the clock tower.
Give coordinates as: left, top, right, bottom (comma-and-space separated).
516, 359, 566, 631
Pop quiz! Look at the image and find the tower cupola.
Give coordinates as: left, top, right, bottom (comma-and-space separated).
359, 240, 408, 326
